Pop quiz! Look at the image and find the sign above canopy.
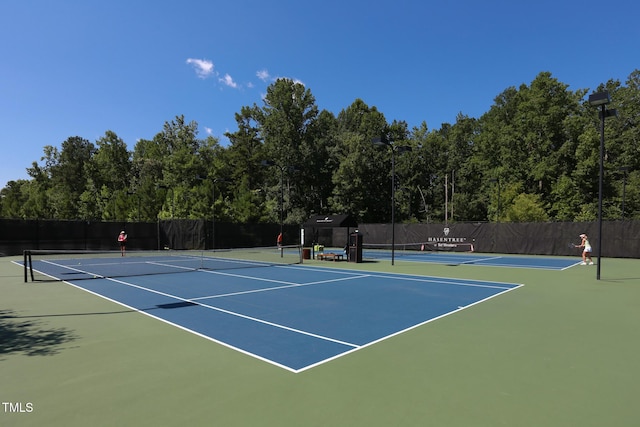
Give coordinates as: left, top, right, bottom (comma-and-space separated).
302, 214, 358, 228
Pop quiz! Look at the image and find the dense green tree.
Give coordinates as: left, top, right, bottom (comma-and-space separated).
44, 136, 96, 219
22, 155, 54, 219
130, 137, 165, 221
505, 193, 549, 222
224, 105, 270, 223
604, 71, 640, 219
80, 130, 132, 221
251, 79, 320, 226
137, 115, 214, 220
549, 175, 582, 221
475, 72, 593, 221
329, 99, 389, 221
0, 180, 29, 218
408, 122, 450, 223
297, 109, 337, 216
439, 114, 483, 221
3, 69, 640, 224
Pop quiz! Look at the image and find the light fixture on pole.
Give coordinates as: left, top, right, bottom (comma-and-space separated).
373, 136, 412, 266
588, 90, 617, 280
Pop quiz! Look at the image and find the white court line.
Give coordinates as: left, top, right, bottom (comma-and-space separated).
459, 255, 504, 264
356, 272, 516, 290
398, 253, 575, 270
562, 262, 585, 270
39, 258, 197, 277
283, 263, 522, 287
197, 263, 517, 291
41, 277, 303, 372
41, 259, 106, 276
32, 259, 361, 348
297, 282, 524, 373
191, 274, 371, 300
402, 254, 505, 265
461, 262, 569, 270
105, 276, 361, 349
28, 258, 522, 373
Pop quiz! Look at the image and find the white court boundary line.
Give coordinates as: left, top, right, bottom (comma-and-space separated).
373, 251, 577, 270
20, 259, 523, 373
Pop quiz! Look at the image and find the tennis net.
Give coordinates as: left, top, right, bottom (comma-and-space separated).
362, 241, 475, 257
23, 245, 303, 282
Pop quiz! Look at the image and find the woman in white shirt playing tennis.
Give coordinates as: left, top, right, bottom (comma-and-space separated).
576, 233, 593, 265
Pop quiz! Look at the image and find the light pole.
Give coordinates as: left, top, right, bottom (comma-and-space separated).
262, 161, 300, 255
588, 91, 617, 280
196, 175, 227, 250
156, 185, 173, 250
211, 179, 218, 250
373, 136, 412, 266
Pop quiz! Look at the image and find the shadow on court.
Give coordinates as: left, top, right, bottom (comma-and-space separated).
0, 309, 78, 357
0, 300, 208, 360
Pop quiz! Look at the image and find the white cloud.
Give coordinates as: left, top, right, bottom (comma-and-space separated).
270, 74, 305, 87
185, 60, 301, 93
256, 69, 270, 82
219, 73, 238, 88
204, 127, 213, 135
186, 58, 214, 79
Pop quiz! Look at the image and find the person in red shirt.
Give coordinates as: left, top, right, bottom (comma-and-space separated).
276, 232, 283, 248
118, 230, 128, 256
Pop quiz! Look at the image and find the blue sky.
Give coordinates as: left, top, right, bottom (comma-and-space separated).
1, 0, 638, 189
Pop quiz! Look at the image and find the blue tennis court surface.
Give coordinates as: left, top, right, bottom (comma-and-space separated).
363, 250, 579, 270
29, 255, 523, 372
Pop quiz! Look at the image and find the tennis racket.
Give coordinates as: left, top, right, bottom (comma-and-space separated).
568, 242, 579, 249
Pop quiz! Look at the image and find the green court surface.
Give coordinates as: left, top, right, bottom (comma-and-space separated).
2, 254, 640, 426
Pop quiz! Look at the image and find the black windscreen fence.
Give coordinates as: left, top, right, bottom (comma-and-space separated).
1, 219, 638, 258
323, 221, 639, 259
0, 219, 301, 256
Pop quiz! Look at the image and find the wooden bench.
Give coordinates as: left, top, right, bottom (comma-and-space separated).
317, 252, 344, 261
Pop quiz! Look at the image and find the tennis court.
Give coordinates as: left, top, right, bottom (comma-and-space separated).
361, 248, 579, 270
3, 251, 640, 426
20, 249, 521, 372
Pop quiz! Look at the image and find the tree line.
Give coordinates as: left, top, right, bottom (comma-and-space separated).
1, 70, 639, 225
